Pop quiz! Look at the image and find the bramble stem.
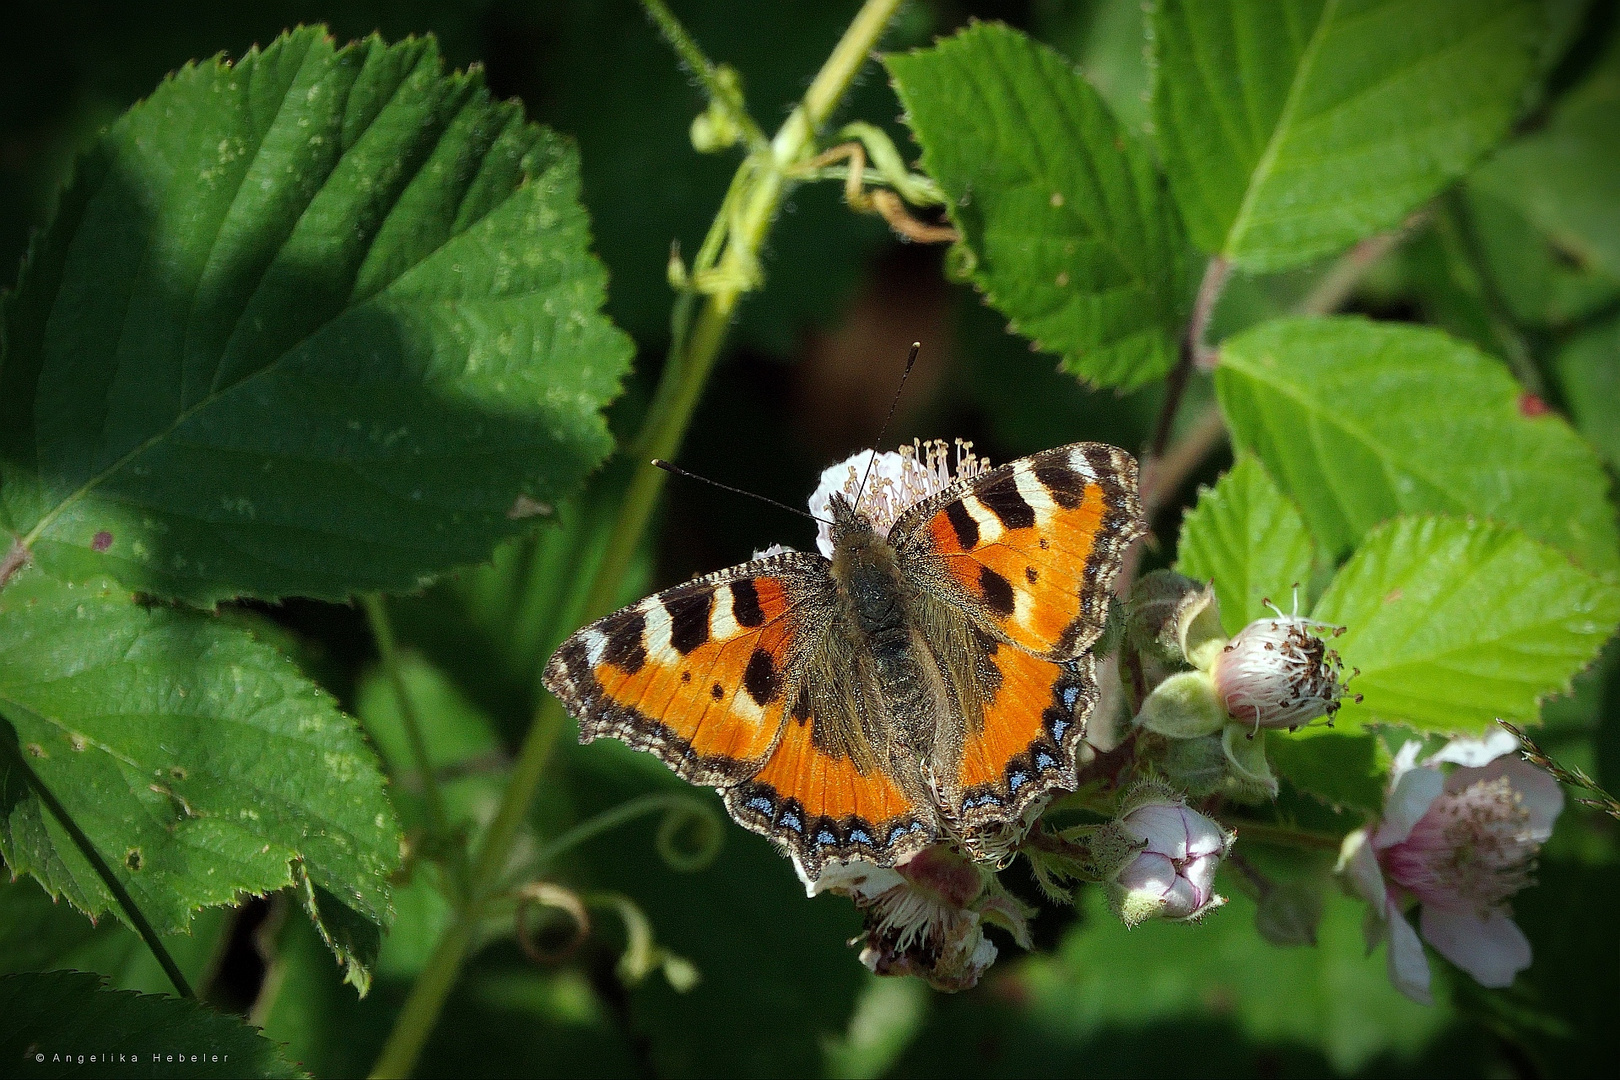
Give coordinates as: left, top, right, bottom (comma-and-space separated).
640, 0, 767, 150
361, 595, 451, 848
0, 733, 193, 998
1222, 818, 1343, 852
368, 4, 902, 1075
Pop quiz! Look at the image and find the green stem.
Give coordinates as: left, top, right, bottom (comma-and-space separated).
360, 595, 451, 846
1224, 818, 1344, 852
368, 8, 900, 1073
1, 735, 193, 998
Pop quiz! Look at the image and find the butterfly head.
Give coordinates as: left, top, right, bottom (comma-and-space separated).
826, 492, 881, 554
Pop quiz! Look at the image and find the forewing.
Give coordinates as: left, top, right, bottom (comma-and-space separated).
543, 553, 823, 787
894, 442, 1145, 661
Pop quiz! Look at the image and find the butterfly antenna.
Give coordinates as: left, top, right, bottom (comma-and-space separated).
853, 341, 922, 513
652, 459, 832, 526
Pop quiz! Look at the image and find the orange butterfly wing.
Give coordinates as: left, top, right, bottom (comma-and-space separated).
543, 553, 936, 875
895, 442, 1144, 662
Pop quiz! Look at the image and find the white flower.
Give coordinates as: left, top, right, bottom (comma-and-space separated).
1337, 729, 1563, 1004
807, 439, 991, 558
1211, 614, 1358, 732
799, 844, 1029, 992
1107, 784, 1232, 926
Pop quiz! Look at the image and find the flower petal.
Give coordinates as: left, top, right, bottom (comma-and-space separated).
1420, 906, 1531, 988
1336, 827, 1388, 911
1374, 765, 1444, 849
799, 857, 904, 900
1426, 728, 1519, 769
1389, 739, 1426, 784
1386, 905, 1433, 1005
1448, 756, 1565, 841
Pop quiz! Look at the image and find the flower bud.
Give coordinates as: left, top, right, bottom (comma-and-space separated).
1211, 614, 1358, 732
1106, 784, 1232, 926
1137, 669, 1226, 739
1126, 571, 1227, 674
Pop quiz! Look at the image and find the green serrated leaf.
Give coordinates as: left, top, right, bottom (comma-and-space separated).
1153, 0, 1540, 272
1312, 517, 1620, 733
0, 970, 302, 1078
886, 22, 1188, 389
1217, 316, 1620, 575
0, 26, 632, 604
1554, 312, 1620, 473
1267, 728, 1389, 813
1175, 455, 1317, 635
0, 570, 399, 969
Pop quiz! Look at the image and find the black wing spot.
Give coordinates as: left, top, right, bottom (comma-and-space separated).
665, 587, 715, 654
979, 564, 1015, 617
1039, 537, 1050, 550
944, 500, 979, 550
680, 671, 692, 683
731, 579, 766, 627
791, 684, 812, 723
601, 609, 647, 674
1035, 463, 1087, 510
978, 474, 1036, 530
711, 682, 725, 700
1025, 566, 1039, 584
744, 648, 783, 707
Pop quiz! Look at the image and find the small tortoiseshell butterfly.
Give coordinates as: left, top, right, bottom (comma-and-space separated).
543, 441, 1145, 876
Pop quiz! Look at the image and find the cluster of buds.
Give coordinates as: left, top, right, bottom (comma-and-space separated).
1126, 572, 1360, 801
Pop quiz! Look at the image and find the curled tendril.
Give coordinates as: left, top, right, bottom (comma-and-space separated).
514, 881, 591, 965
655, 797, 725, 872
588, 892, 701, 993
532, 792, 725, 874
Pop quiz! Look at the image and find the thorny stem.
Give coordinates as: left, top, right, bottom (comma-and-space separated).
368, 4, 903, 1075
0, 734, 193, 998
1149, 257, 1230, 464
640, 0, 768, 151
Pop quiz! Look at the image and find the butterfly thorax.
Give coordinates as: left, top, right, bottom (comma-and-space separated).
827, 495, 944, 764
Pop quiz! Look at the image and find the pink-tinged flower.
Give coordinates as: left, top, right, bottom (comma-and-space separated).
807, 439, 991, 558
799, 845, 1030, 992
1107, 785, 1233, 926
1211, 614, 1359, 732
1337, 729, 1563, 1004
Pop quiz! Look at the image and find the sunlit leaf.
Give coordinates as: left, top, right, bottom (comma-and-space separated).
888, 22, 1189, 389
1217, 316, 1619, 575
1313, 516, 1620, 733
1175, 455, 1317, 635
1153, 0, 1540, 271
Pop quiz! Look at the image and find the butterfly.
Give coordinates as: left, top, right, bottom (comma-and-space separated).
542, 442, 1145, 877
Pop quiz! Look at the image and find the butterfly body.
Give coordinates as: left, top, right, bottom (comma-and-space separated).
544, 442, 1145, 876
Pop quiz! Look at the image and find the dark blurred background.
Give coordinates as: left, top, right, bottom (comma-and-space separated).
4, 2, 1617, 1077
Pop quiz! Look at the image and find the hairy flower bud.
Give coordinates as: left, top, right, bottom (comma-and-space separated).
1106, 784, 1232, 926
1211, 614, 1359, 732
1126, 571, 1226, 674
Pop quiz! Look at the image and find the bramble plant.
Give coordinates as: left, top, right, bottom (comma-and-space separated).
2, 1, 1619, 1077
